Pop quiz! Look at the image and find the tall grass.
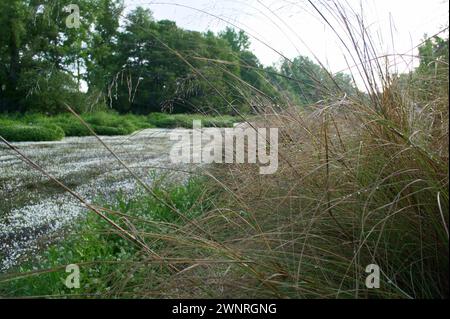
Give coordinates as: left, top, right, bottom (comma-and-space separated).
90, 1, 446, 298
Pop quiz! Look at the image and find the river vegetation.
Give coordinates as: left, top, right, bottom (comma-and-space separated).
0, 0, 448, 299
0, 111, 235, 141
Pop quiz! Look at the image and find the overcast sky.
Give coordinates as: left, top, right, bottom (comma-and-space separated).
123, 0, 449, 77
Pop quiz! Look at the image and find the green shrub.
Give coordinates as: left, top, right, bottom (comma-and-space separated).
84, 112, 137, 134
147, 113, 178, 128
124, 115, 154, 130
83, 112, 117, 126
0, 112, 235, 141
0, 124, 64, 142
55, 121, 91, 137
201, 116, 235, 127
50, 114, 91, 137
0, 118, 17, 127
147, 113, 236, 128
91, 125, 129, 136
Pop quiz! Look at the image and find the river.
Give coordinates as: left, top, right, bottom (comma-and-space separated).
0, 128, 196, 272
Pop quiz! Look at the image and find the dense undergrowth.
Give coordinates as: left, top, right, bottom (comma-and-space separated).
0, 112, 235, 142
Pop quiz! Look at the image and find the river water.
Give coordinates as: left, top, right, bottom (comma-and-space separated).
0, 128, 196, 272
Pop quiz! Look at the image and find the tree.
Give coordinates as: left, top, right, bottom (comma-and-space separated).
85, 0, 124, 95
111, 8, 247, 115
0, 0, 27, 112
0, 0, 111, 114
273, 56, 355, 105
218, 27, 250, 52
0, 1, 355, 115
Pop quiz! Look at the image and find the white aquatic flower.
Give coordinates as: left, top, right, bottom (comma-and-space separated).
0, 128, 190, 271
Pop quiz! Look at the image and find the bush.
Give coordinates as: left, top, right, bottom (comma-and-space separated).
0, 124, 65, 142
50, 114, 91, 137
0, 112, 236, 141
84, 112, 137, 134
55, 121, 91, 137
91, 125, 129, 136
201, 116, 235, 127
121, 114, 154, 130
147, 113, 236, 128
147, 113, 179, 128
18, 69, 82, 115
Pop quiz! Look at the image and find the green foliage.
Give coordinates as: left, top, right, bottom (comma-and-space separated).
18, 69, 79, 114
0, 112, 235, 141
90, 125, 129, 136
83, 112, 136, 134
0, 0, 109, 113
270, 56, 356, 105
418, 35, 449, 73
0, 124, 64, 142
395, 35, 449, 105
147, 112, 235, 128
121, 113, 154, 129
219, 27, 250, 52
52, 114, 92, 137
0, 177, 209, 297
111, 9, 246, 114
0, 1, 355, 116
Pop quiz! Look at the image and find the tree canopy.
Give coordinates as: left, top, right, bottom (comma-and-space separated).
0, 1, 356, 115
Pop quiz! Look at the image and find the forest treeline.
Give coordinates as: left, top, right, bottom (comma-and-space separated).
0, 0, 356, 115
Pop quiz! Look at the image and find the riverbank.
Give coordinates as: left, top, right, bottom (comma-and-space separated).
0, 112, 236, 142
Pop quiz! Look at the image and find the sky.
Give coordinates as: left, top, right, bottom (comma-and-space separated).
122, 0, 449, 78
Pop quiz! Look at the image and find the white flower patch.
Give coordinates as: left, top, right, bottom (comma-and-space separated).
0, 129, 193, 272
